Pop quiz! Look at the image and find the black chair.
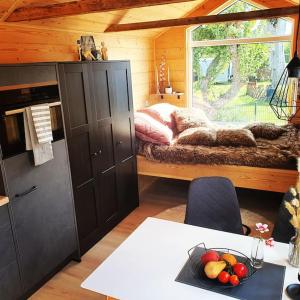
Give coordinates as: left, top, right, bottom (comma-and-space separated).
184, 177, 250, 235
272, 191, 295, 244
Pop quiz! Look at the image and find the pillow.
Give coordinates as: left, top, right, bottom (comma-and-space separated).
176, 127, 217, 146
134, 112, 173, 145
138, 103, 177, 129
173, 108, 211, 133
245, 123, 287, 140
216, 129, 257, 147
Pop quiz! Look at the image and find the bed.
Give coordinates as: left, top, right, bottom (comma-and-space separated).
137, 124, 300, 193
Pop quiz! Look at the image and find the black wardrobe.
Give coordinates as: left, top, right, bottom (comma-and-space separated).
59, 61, 139, 253
0, 61, 139, 299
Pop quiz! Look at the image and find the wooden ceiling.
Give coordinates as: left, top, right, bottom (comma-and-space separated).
0, 0, 298, 37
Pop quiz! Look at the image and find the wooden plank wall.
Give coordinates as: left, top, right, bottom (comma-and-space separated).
154, 27, 187, 106
0, 25, 154, 109
153, 0, 227, 107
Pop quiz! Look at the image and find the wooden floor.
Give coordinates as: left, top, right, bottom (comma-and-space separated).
30, 177, 282, 299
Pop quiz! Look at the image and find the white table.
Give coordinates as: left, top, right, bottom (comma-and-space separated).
82, 217, 298, 300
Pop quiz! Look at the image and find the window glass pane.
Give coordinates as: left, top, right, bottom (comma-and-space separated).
192, 42, 291, 125
192, 19, 292, 41
220, 0, 258, 14
192, 1, 292, 41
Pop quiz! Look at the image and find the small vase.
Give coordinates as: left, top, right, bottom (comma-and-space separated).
288, 229, 300, 267
251, 237, 264, 268
165, 87, 173, 94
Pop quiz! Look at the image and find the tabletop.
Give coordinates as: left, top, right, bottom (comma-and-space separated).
82, 217, 298, 300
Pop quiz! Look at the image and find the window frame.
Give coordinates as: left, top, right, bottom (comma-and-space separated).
186, 0, 296, 112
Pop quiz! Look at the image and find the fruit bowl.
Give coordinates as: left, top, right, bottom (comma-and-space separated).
188, 242, 256, 289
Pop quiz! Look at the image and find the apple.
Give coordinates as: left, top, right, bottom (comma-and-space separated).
200, 250, 219, 265
233, 263, 248, 279
218, 271, 230, 284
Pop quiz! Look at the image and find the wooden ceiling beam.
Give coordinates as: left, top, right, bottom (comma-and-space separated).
6, 0, 197, 22
105, 5, 299, 32
0, 0, 24, 22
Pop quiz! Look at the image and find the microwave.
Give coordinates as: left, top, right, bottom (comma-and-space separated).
0, 85, 64, 159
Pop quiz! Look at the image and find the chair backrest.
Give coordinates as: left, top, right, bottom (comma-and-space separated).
272, 191, 295, 244
185, 177, 244, 235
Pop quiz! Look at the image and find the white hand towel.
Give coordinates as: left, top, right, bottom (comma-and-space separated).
24, 105, 54, 166
31, 104, 53, 144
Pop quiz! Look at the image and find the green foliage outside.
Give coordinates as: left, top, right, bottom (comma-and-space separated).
192, 1, 290, 125
193, 82, 285, 125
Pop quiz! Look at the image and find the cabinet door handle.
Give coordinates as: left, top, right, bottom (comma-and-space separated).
15, 186, 38, 198
91, 152, 98, 158
98, 149, 102, 155
116, 141, 123, 146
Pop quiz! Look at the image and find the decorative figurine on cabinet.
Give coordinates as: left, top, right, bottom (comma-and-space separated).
76, 40, 82, 61
101, 42, 108, 60
79, 36, 102, 61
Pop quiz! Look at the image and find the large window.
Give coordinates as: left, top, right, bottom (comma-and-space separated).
190, 0, 293, 125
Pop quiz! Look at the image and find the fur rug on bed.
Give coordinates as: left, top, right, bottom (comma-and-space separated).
137, 124, 300, 170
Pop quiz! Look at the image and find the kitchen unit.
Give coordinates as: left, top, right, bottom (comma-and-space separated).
0, 61, 139, 299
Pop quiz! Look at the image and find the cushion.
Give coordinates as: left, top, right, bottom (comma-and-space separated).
173, 108, 211, 133
245, 123, 287, 140
176, 127, 217, 146
134, 112, 173, 145
216, 129, 257, 147
138, 103, 177, 129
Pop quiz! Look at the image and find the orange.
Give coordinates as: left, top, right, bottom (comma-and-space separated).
221, 253, 237, 266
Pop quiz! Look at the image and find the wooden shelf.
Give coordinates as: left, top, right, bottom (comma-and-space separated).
0, 196, 9, 207
149, 93, 186, 107
156, 93, 183, 99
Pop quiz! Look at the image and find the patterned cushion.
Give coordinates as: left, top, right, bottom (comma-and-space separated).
216, 129, 257, 147
134, 112, 173, 145
176, 127, 217, 146
138, 103, 177, 129
173, 108, 211, 133
245, 123, 287, 140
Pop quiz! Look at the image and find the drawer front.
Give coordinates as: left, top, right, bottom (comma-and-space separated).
0, 261, 22, 300
0, 205, 22, 300
0, 205, 16, 270
4, 140, 78, 292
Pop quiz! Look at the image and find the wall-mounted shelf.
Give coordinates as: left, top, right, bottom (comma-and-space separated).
149, 93, 186, 107
157, 93, 184, 100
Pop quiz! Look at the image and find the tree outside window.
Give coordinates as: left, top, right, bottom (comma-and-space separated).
191, 0, 293, 125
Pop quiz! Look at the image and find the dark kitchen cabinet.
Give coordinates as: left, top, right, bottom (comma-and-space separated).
108, 63, 138, 213
110, 63, 135, 163
58, 63, 100, 252
3, 140, 78, 295
59, 61, 139, 253
0, 204, 22, 300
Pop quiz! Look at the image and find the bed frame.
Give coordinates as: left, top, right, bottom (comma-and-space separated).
137, 155, 299, 193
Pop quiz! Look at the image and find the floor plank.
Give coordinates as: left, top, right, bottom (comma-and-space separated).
31, 177, 283, 299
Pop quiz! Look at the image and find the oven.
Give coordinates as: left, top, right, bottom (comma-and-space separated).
0, 84, 64, 159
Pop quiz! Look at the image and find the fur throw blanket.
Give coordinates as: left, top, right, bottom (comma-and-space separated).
137, 124, 300, 170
